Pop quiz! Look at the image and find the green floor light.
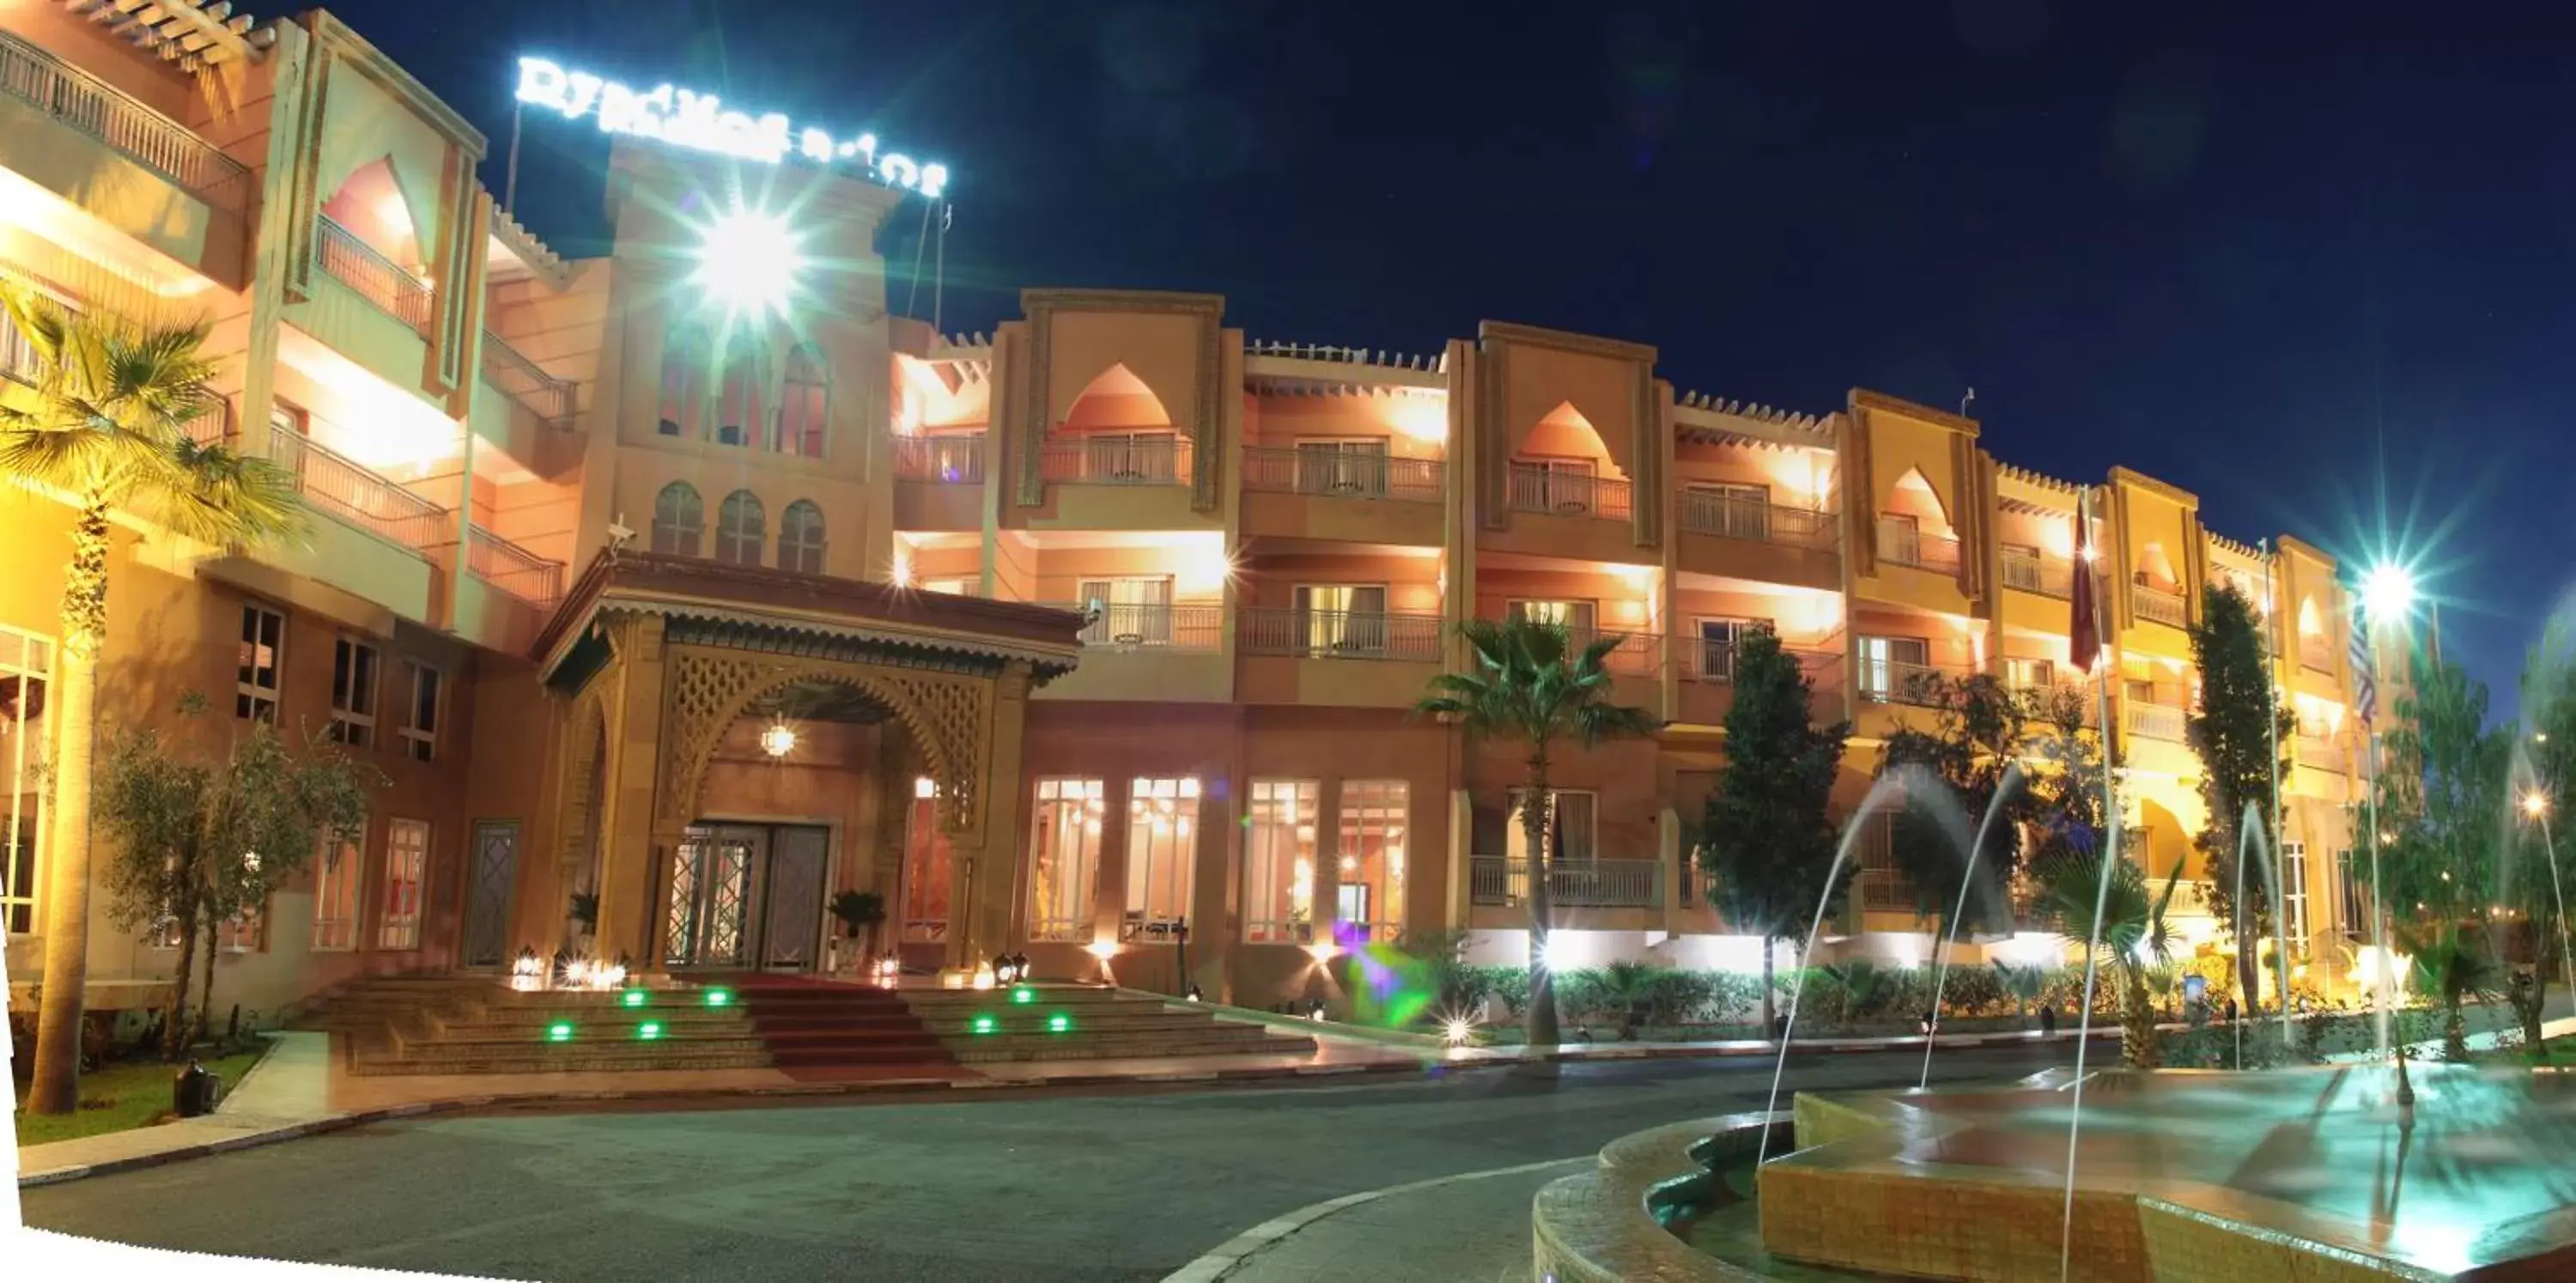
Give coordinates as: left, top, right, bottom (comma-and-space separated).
638, 1020, 665, 1040
547, 1021, 574, 1043
1011, 986, 1036, 1005
702, 988, 732, 1008
621, 989, 648, 1008
971, 1012, 999, 1035
1047, 1012, 1072, 1035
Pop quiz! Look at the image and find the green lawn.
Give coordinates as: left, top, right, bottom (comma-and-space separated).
14, 1048, 266, 1149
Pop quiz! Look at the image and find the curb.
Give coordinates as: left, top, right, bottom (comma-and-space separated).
1162, 1154, 1592, 1282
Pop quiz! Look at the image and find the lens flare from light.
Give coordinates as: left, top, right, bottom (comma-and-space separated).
2360, 563, 2416, 623
693, 200, 806, 321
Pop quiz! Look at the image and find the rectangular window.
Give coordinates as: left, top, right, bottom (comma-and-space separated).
1244, 780, 1318, 944
1077, 576, 1175, 646
236, 603, 284, 722
2336, 848, 2366, 933
2006, 656, 2057, 690
1877, 512, 1922, 565
1686, 481, 1771, 540
311, 823, 363, 952
1334, 781, 1407, 945
1692, 617, 1771, 682
1506, 599, 1598, 635
1027, 778, 1103, 941
1294, 437, 1390, 496
1505, 788, 1596, 865
1122, 776, 1200, 941
922, 577, 975, 597
2, 623, 51, 936
1295, 584, 1390, 655
2282, 841, 2309, 955
330, 636, 379, 748
220, 898, 266, 952
399, 660, 441, 762
902, 777, 952, 942
380, 818, 428, 950
1857, 635, 1929, 702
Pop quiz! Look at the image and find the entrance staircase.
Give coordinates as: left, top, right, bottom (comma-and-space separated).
298, 975, 778, 1076
900, 986, 1318, 1063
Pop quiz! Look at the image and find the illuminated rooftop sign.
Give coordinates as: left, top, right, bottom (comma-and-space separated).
515, 57, 949, 200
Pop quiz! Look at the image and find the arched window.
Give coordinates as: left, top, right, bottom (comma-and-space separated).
651, 482, 702, 556
778, 344, 828, 458
715, 349, 763, 447
658, 328, 708, 438
716, 489, 765, 565
779, 500, 826, 574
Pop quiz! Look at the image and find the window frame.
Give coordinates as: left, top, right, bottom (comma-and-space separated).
1, 623, 53, 936
329, 635, 380, 748
715, 489, 766, 566
778, 499, 826, 574
651, 482, 704, 556
310, 821, 364, 952
1505, 787, 1597, 866
379, 818, 429, 950
1692, 616, 1771, 682
779, 343, 828, 458
398, 659, 441, 763
1243, 779, 1319, 944
1026, 777, 1104, 941
1120, 776, 1200, 942
1334, 780, 1408, 945
236, 601, 285, 723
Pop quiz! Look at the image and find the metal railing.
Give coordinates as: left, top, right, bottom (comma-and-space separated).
1469, 856, 1663, 909
466, 527, 566, 608
1679, 636, 1842, 687
0, 29, 252, 210
1859, 870, 1920, 912
2131, 583, 2187, 628
1676, 490, 1836, 549
1241, 446, 1443, 502
316, 216, 434, 332
1562, 628, 1660, 677
1857, 657, 1964, 707
481, 331, 572, 427
2002, 549, 2079, 598
1238, 607, 1443, 661
1042, 600, 1224, 651
2124, 701, 2189, 742
1875, 518, 1962, 574
1507, 465, 1631, 521
0, 309, 37, 386
1039, 435, 1188, 484
2296, 736, 2346, 774
895, 435, 987, 483
267, 429, 447, 551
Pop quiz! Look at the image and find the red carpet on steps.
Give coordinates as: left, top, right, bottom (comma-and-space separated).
690, 974, 972, 1084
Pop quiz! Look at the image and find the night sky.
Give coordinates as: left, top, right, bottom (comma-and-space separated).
321, 0, 2573, 720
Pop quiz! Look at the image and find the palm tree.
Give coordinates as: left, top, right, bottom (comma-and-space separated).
2397, 921, 2501, 1061
2037, 848, 2186, 1068
1414, 615, 1659, 1049
3, 286, 301, 1115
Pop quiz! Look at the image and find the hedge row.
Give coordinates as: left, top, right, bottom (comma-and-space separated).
1432, 962, 2127, 1028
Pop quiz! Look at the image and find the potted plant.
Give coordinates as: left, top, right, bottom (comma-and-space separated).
829, 891, 886, 973
568, 891, 598, 942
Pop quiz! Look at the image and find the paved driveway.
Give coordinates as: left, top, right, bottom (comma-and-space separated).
24, 1044, 2068, 1282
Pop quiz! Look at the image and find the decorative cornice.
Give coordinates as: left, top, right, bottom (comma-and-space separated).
1849, 388, 1980, 436
302, 11, 486, 158
2108, 465, 2199, 509
2203, 531, 2264, 563
56, 0, 270, 71
1996, 462, 2082, 496
1671, 391, 1832, 437
1476, 319, 1656, 364
1018, 288, 1225, 317
486, 199, 572, 291
1012, 291, 1225, 512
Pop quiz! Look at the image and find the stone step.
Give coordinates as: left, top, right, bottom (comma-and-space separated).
350, 1047, 776, 1077
950, 1032, 1316, 1062
380, 1031, 774, 1060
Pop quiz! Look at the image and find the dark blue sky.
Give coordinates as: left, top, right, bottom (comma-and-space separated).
325, 0, 2573, 719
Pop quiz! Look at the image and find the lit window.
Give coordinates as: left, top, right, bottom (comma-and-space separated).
716, 350, 763, 447
1693, 617, 1770, 682
652, 482, 703, 556
1506, 599, 1595, 634
2, 623, 52, 936
778, 499, 825, 574
779, 343, 827, 457
1506, 788, 1595, 865
1244, 780, 1317, 944
399, 660, 440, 763
1121, 777, 1200, 941
1856, 635, 1929, 703
311, 823, 363, 952
236, 603, 284, 722
1334, 781, 1407, 945
2006, 656, 2056, 691
2282, 841, 2310, 955
218, 897, 265, 952
330, 635, 379, 748
902, 777, 951, 943
716, 489, 765, 566
380, 818, 428, 950
1293, 585, 1389, 656
1027, 778, 1103, 941
658, 328, 707, 437
1077, 577, 1175, 646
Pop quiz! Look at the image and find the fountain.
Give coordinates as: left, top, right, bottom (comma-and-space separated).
2227, 800, 2298, 1067
1918, 762, 2026, 1091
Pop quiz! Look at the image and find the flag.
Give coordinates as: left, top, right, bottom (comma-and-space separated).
2069, 496, 2101, 674
2350, 601, 2377, 728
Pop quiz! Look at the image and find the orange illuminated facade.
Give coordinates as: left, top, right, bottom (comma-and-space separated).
0, 3, 2386, 1019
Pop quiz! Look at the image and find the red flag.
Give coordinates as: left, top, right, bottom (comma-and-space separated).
2069, 500, 2101, 673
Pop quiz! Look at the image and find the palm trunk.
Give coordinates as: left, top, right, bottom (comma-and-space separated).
1760, 939, 1777, 1037
163, 900, 200, 1060
2121, 967, 2162, 1068
27, 498, 110, 1116
191, 918, 218, 1050
2443, 1000, 2468, 1061
1522, 756, 1559, 1050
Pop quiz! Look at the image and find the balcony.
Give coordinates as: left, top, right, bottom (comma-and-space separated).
315, 215, 434, 333
895, 435, 986, 484
2001, 548, 2079, 599
0, 28, 252, 212
465, 527, 566, 609
1856, 658, 1970, 708
2132, 583, 2188, 629
1238, 608, 1443, 661
1469, 857, 1664, 910
1049, 600, 1224, 652
2296, 735, 2346, 774
1859, 870, 1920, 913
480, 331, 573, 428
267, 429, 447, 552
2124, 701, 2189, 742
2300, 636, 2336, 672
1242, 447, 1442, 503
1507, 465, 1631, 521
1677, 491, 1835, 549
1031, 599, 1230, 703
1039, 435, 1188, 485
1674, 638, 1846, 725
1875, 518, 1962, 574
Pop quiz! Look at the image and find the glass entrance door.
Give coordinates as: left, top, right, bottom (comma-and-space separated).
664, 823, 829, 970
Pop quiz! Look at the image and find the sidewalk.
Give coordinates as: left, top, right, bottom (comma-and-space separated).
1165, 1156, 1587, 1283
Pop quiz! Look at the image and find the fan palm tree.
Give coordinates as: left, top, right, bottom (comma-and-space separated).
2397, 921, 2501, 1061
3, 286, 301, 1115
2037, 849, 2186, 1067
1414, 615, 1660, 1049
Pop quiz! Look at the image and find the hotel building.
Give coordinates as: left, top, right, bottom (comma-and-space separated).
0, 3, 2394, 1026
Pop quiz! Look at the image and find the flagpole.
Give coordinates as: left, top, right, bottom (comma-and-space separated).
2262, 540, 2289, 1025
2061, 487, 2120, 1283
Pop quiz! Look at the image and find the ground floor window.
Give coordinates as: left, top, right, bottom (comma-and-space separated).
902, 777, 951, 942
380, 818, 428, 950
2281, 841, 2309, 955
220, 899, 266, 952
1335, 781, 1408, 945
313, 823, 363, 951
1, 623, 49, 936
2336, 848, 2366, 934
1122, 776, 1200, 941
1028, 778, 1103, 941
1244, 780, 1318, 943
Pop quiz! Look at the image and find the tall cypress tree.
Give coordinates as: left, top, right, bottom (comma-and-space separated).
1700, 629, 1852, 1032
2189, 582, 2295, 1002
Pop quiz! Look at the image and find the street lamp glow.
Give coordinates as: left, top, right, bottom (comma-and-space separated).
2360, 564, 2416, 623
2524, 791, 2552, 820
693, 201, 806, 320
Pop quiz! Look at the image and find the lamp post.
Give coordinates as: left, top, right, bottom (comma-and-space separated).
2358, 558, 2415, 1059
2521, 791, 2576, 1012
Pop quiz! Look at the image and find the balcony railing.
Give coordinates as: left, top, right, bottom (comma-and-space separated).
2296, 735, 2347, 774
1039, 435, 1188, 485
1857, 657, 1966, 707
1044, 600, 1223, 652
1238, 608, 1443, 661
316, 216, 434, 332
1507, 465, 1631, 521
1875, 518, 1962, 574
1566, 628, 1661, 677
481, 331, 573, 427
1859, 870, 1921, 913
1676, 490, 1837, 550
1469, 856, 1663, 909
1241, 447, 1443, 502
0, 310, 36, 386
2132, 583, 2188, 628
267, 429, 447, 551
2300, 636, 2336, 672
0, 29, 252, 210
2124, 701, 2189, 742
894, 435, 987, 483
1677, 635, 1843, 688
466, 527, 566, 608
2002, 549, 2080, 599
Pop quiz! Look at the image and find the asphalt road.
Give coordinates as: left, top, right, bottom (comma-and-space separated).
23, 1044, 2071, 1282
